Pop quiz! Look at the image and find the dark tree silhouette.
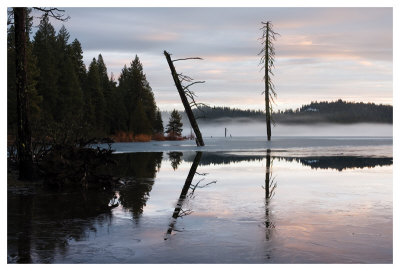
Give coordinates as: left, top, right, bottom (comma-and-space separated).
11, 7, 68, 180
153, 108, 164, 134
165, 109, 183, 138
13, 8, 33, 180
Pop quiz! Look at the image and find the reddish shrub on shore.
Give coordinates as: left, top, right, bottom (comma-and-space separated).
152, 133, 166, 141
111, 132, 188, 142
134, 134, 152, 142
112, 131, 134, 142
164, 134, 185, 141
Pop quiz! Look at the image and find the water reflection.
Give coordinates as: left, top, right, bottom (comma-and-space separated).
168, 152, 183, 170
7, 188, 115, 263
110, 152, 163, 222
279, 156, 393, 171
14, 193, 34, 263
183, 152, 392, 171
264, 150, 276, 241
7, 150, 392, 263
165, 152, 202, 239
118, 179, 155, 222
110, 152, 163, 178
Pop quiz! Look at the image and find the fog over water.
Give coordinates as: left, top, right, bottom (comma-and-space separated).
177, 118, 393, 137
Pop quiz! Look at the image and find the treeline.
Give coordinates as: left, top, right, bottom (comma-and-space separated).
192, 106, 265, 119
276, 99, 393, 124
191, 100, 393, 124
7, 10, 163, 141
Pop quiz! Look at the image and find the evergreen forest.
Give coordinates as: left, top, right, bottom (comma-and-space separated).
7, 11, 163, 143
191, 99, 393, 124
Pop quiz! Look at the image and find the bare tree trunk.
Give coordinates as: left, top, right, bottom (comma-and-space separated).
265, 22, 272, 141
14, 8, 33, 180
164, 51, 205, 146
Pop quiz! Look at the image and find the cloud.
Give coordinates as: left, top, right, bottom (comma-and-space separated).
30, 7, 392, 111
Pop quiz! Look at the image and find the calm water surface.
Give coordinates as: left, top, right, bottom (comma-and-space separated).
8, 141, 393, 263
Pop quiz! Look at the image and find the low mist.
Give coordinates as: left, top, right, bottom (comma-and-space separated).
181, 118, 393, 137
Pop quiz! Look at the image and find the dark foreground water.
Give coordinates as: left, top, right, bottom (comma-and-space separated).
7, 138, 393, 263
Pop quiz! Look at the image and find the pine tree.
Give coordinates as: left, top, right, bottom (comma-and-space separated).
118, 55, 157, 134
154, 108, 164, 134
85, 58, 106, 134
165, 109, 183, 137
130, 102, 152, 135
33, 15, 58, 121
97, 54, 114, 134
55, 25, 83, 122
109, 73, 128, 133
69, 39, 86, 89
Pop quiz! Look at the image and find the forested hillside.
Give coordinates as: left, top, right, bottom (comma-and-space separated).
7, 11, 163, 141
189, 100, 392, 124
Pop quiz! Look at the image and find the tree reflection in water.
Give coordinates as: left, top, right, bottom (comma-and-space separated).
8, 152, 164, 263
264, 150, 276, 241
8, 151, 392, 263
168, 152, 183, 170
7, 187, 115, 263
165, 152, 217, 240
113, 152, 163, 222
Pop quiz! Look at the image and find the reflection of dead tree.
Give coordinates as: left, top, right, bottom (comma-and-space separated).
165, 151, 202, 239
188, 179, 217, 199
263, 150, 276, 240
164, 51, 205, 146
164, 152, 217, 240
264, 151, 277, 200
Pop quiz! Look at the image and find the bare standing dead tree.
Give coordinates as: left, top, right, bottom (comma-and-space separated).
11, 7, 69, 180
13, 8, 33, 180
164, 51, 205, 146
259, 21, 279, 141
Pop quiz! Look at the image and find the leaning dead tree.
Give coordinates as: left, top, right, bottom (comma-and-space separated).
259, 21, 279, 141
164, 51, 205, 146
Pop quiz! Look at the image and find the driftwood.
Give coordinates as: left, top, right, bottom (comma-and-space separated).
164, 51, 205, 146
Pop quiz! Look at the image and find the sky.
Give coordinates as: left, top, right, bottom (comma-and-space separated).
25, 6, 394, 111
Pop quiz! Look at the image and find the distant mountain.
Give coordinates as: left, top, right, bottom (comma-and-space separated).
168, 100, 392, 124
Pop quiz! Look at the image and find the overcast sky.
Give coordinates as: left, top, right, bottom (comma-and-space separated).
30, 7, 393, 111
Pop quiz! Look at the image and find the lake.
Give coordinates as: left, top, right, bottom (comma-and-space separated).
7, 136, 393, 263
